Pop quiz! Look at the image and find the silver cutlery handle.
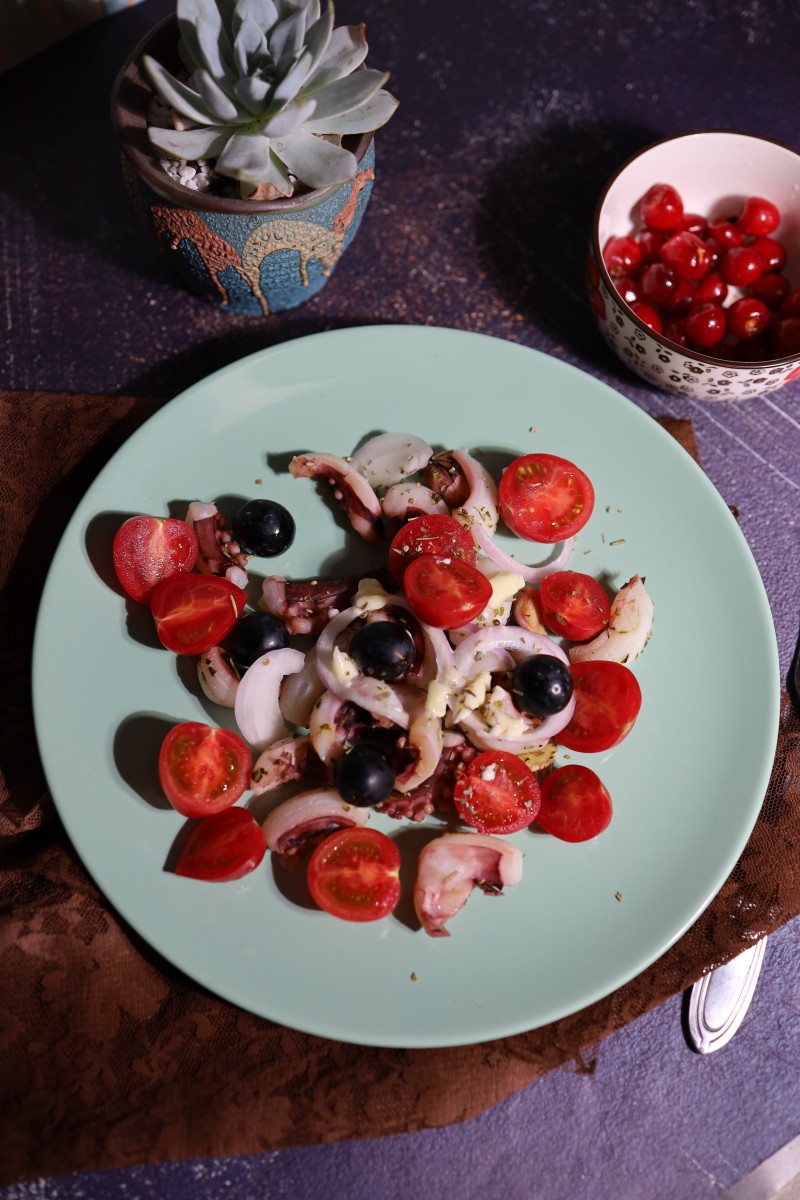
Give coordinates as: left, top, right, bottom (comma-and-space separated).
686, 937, 767, 1054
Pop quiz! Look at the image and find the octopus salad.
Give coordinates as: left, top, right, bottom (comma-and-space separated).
111, 431, 654, 936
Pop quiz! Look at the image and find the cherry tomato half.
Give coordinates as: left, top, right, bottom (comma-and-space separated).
387, 513, 477, 583
537, 764, 612, 842
174, 807, 267, 881
159, 721, 252, 818
538, 571, 611, 641
498, 453, 595, 543
113, 515, 198, 603
403, 554, 493, 629
150, 573, 247, 655
307, 827, 401, 922
557, 661, 642, 753
454, 750, 541, 834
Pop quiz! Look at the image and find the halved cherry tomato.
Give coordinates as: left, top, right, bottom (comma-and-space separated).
557, 661, 642, 753
159, 721, 252, 818
306, 827, 401, 922
454, 750, 541, 834
498, 453, 595, 543
174, 807, 266, 881
538, 571, 611, 641
387, 513, 477, 583
113, 515, 198, 603
403, 554, 493, 629
150, 574, 247, 655
537, 764, 612, 842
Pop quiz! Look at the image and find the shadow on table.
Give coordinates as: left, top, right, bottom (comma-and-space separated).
474, 118, 659, 371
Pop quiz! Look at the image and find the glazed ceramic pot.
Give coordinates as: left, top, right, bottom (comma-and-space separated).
111, 17, 376, 316
588, 130, 800, 400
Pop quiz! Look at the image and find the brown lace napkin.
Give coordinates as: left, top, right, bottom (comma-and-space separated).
1, 391, 798, 1185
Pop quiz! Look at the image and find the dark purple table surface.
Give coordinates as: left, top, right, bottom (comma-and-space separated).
2, 1, 800, 1196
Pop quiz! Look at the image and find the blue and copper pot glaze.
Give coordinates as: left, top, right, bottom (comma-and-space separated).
111, 17, 376, 316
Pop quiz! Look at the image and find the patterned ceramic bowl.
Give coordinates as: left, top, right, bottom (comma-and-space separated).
588, 131, 800, 400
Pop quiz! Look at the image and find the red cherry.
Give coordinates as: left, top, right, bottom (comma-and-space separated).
769, 316, 800, 357
685, 302, 726, 349
696, 273, 728, 305
660, 231, 712, 281
680, 212, 708, 236
663, 319, 688, 346
727, 297, 771, 340
737, 196, 780, 237
603, 236, 643, 278
636, 230, 666, 263
781, 289, 800, 316
702, 238, 723, 272
752, 273, 790, 309
721, 246, 765, 288
750, 236, 787, 272
613, 276, 641, 305
663, 279, 697, 316
629, 300, 663, 333
641, 262, 679, 306
640, 183, 684, 232
708, 220, 743, 249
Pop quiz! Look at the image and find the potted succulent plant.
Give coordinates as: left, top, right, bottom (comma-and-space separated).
111, 0, 398, 315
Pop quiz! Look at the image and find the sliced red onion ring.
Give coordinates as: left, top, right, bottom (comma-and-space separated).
456, 686, 575, 751
469, 521, 574, 585
279, 648, 325, 728
449, 447, 499, 532
308, 690, 349, 764
234, 647, 305, 751
394, 703, 444, 794
315, 604, 433, 729
569, 574, 653, 665
382, 481, 449, 518
351, 432, 434, 488
197, 646, 240, 708
452, 626, 563, 684
450, 626, 574, 749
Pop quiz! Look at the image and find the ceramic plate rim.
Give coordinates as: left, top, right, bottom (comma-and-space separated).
32, 325, 780, 1048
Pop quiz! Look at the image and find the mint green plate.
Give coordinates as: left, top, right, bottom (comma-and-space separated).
32, 326, 779, 1048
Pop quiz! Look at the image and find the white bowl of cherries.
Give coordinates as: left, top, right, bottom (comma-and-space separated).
588, 130, 800, 400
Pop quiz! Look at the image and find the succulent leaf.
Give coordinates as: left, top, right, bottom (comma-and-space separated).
270, 47, 315, 109
274, 125, 356, 187
302, 3, 334, 76
178, 0, 231, 82
194, 68, 240, 120
269, 8, 307, 62
234, 0, 279, 30
143, 56, 219, 125
259, 96, 317, 137
234, 74, 273, 113
216, 130, 275, 180
301, 0, 321, 29
303, 68, 388, 121
146, 0, 396, 196
303, 23, 367, 91
148, 125, 232, 160
304, 87, 397, 134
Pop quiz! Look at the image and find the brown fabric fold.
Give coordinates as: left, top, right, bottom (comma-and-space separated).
1, 394, 797, 1185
